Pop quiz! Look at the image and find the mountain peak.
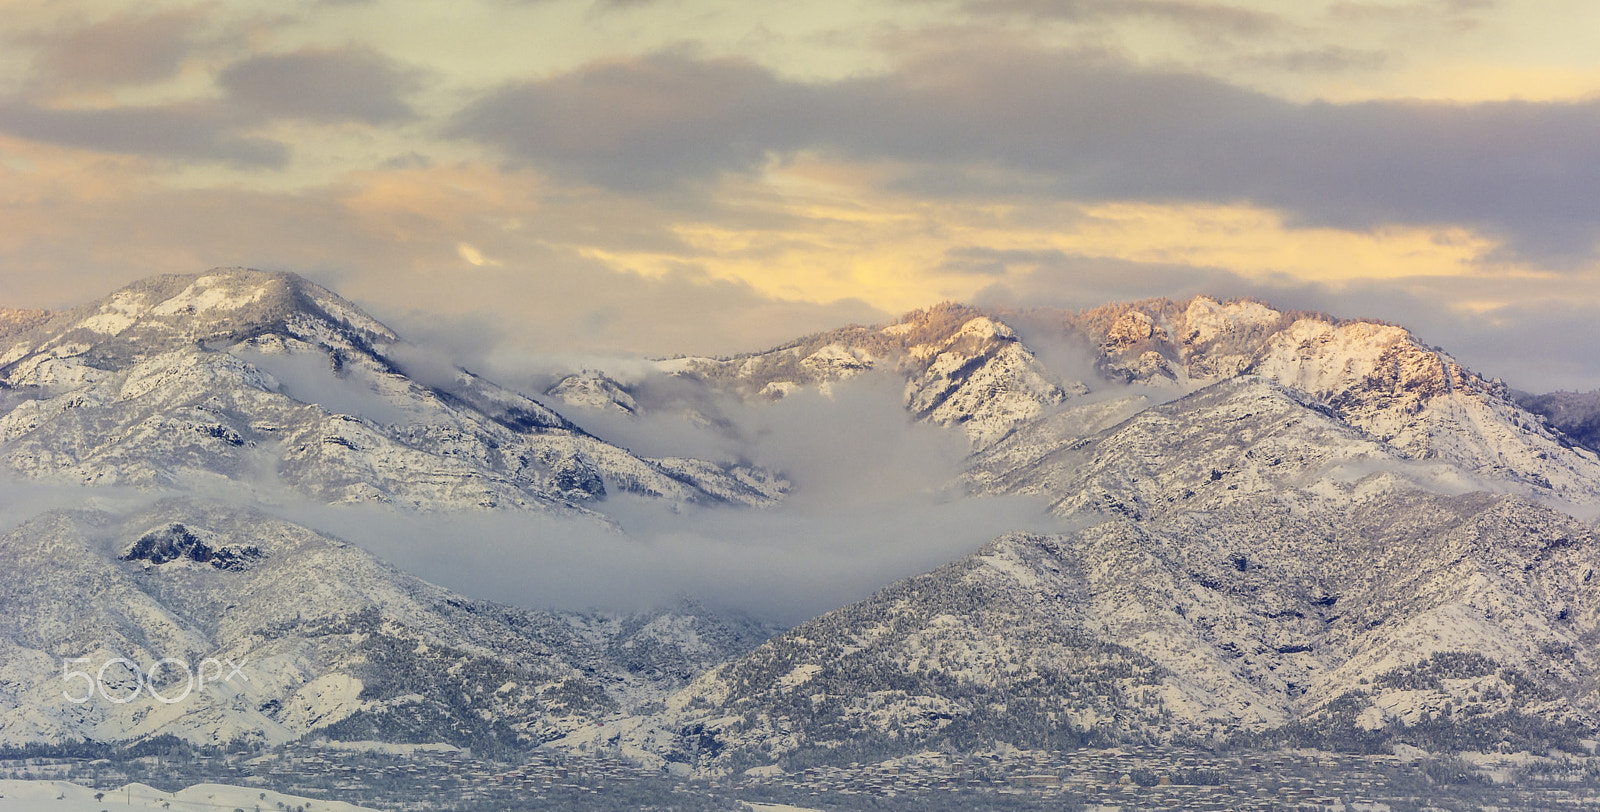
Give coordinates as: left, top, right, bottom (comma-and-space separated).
1, 268, 398, 388
106, 268, 396, 344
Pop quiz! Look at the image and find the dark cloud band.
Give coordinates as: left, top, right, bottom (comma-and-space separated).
453, 46, 1600, 262
0, 101, 288, 166
218, 47, 422, 124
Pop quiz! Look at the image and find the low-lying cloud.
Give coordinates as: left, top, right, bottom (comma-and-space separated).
284, 373, 1060, 624
238, 346, 423, 427
295, 490, 1052, 626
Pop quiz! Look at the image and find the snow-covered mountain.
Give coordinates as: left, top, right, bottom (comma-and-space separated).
625, 377, 1600, 772
0, 270, 784, 511
0, 498, 770, 749
530, 300, 1600, 772
551, 297, 1600, 504
5, 273, 1600, 774
0, 269, 788, 751
549, 303, 1082, 451
1075, 297, 1600, 502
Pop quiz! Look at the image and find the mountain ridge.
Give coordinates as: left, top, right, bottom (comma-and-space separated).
0, 268, 786, 512
550, 294, 1599, 503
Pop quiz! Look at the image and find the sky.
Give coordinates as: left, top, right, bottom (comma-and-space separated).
1, 0, 1599, 391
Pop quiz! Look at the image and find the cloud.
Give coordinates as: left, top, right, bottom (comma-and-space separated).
1324, 0, 1493, 33
453, 44, 1600, 262
0, 473, 160, 542
0, 150, 888, 366
455, 242, 496, 266
452, 52, 816, 190
0, 32, 429, 167
1250, 45, 1389, 73
568, 371, 971, 499
969, 250, 1247, 310
236, 345, 423, 427
0, 36, 428, 166
290, 490, 1052, 625
1, 371, 1051, 626
961, 0, 1285, 36
939, 246, 1076, 277
283, 373, 1057, 623
0, 101, 287, 166
368, 258, 888, 372
23, 8, 203, 90
218, 47, 421, 124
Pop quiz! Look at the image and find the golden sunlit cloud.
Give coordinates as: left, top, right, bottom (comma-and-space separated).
548, 156, 1516, 316
1065, 203, 1498, 283
1311, 63, 1600, 104
456, 242, 493, 267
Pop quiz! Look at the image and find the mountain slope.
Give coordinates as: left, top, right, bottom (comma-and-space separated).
0, 499, 604, 748
638, 377, 1600, 770
0, 499, 771, 749
1075, 297, 1600, 501
659, 490, 1599, 770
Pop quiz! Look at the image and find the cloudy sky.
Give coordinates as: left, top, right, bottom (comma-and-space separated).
2, 0, 1598, 390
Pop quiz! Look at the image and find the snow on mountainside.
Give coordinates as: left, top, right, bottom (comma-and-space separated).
559, 304, 1084, 450
636, 377, 1600, 771
532, 292, 1600, 771
0, 499, 771, 749
547, 369, 639, 415
664, 493, 1600, 769
552, 297, 1600, 503
676, 296, 1600, 501
1075, 297, 1600, 502
0, 270, 783, 511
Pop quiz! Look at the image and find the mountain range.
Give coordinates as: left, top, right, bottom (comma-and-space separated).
3, 268, 1599, 777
